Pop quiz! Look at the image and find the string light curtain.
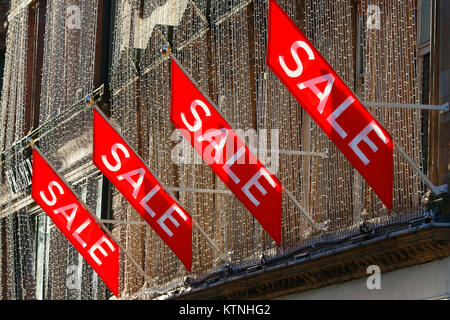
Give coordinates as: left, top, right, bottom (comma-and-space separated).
0, 0, 424, 299
39, 0, 98, 122
0, 0, 28, 151
37, 0, 105, 300
361, 0, 423, 223
0, 0, 105, 300
110, 0, 424, 298
0, 1, 31, 300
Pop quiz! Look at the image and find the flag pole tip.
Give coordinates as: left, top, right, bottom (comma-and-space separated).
26, 137, 35, 147
161, 44, 172, 56
85, 95, 95, 106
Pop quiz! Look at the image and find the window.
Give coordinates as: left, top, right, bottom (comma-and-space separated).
356, 2, 365, 79
419, 0, 431, 47
35, 212, 50, 300
418, 0, 432, 178
24, 0, 46, 134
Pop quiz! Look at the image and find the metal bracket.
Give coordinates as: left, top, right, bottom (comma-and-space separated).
431, 184, 448, 196
284, 188, 323, 232
85, 84, 105, 105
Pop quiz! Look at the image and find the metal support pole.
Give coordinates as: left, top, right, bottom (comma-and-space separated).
101, 219, 228, 263
362, 100, 449, 113
283, 188, 323, 232
258, 148, 328, 158
101, 219, 147, 226
361, 101, 448, 197
191, 218, 229, 263
166, 186, 232, 195
395, 143, 448, 195
96, 220, 147, 279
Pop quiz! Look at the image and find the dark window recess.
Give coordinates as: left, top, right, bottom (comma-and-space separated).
420, 0, 431, 46
356, 3, 365, 78
24, 0, 46, 133
0, 0, 8, 93
421, 53, 430, 178
0, 48, 5, 93
1, 216, 7, 298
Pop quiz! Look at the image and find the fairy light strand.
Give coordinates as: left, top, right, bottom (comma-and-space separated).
0, 0, 425, 299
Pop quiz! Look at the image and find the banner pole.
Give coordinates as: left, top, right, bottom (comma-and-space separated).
359, 100, 448, 197
362, 100, 449, 112
191, 218, 230, 263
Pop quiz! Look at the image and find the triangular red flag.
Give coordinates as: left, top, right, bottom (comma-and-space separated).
92, 106, 193, 271
170, 57, 282, 245
31, 148, 119, 296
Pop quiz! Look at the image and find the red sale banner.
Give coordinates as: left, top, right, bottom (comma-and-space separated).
92, 106, 193, 271
31, 148, 119, 296
266, 0, 393, 209
170, 57, 282, 245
